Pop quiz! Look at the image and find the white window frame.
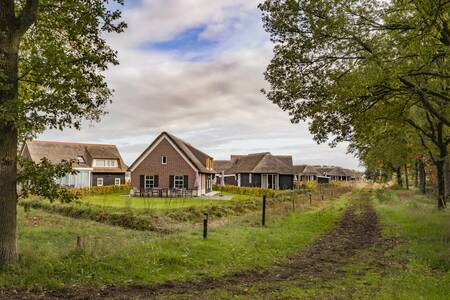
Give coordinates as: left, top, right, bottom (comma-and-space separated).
97, 178, 104, 186
162, 156, 167, 165
94, 159, 118, 168
145, 175, 155, 189
114, 178, 121, 186
174, 175, 184, 189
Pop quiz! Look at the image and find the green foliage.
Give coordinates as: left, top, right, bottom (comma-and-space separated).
17, 157, 78, 203
259, 0, 449, 200
74, 184, 131, 197
213, 184, 281, 198
13, 0, 126, 138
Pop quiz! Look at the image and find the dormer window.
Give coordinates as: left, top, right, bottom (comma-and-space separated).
162, 156, 167, 165
94, 159, 118, 167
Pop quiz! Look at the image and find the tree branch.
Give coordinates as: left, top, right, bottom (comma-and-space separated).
399, 77, 450, 127
16, 0, 39, 36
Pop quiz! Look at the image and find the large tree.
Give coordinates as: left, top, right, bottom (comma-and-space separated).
0, 0, 125, 262
259, 0, 450, 206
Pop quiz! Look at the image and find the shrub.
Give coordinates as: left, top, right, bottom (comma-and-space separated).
213, 185, 280, 198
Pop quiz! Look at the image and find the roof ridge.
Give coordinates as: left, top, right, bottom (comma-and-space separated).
28, 140, 117, 147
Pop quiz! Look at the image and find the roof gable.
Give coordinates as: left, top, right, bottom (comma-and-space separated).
129, 132, 214, 173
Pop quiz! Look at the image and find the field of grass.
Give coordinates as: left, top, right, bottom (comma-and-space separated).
0, 194, 348, 289
80, 193, 239, 210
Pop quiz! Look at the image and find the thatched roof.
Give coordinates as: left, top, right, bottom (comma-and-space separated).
292, 165, 307, 174
226, 152, 294, 175
214, 160, 233, 173
22, 140, 127, 173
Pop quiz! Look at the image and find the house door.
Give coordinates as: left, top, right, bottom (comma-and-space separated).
206, 175, 212, 193
263, 174, 279, 190
268, 174, 274, 189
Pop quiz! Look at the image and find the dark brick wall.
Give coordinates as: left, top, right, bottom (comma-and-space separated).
92, 173, 126, 186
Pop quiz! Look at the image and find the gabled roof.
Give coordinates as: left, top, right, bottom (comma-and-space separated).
292, 165, 307, 174
214, 160, 233, 173
22, 140, 127, 173
129, 132, 214, 174
226, 152, 294, 175
293, 165, 319, 175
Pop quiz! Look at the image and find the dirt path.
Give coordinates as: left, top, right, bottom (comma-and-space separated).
1, 200, 384, 299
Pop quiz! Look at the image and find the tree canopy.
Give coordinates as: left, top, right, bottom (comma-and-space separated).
259, 0, 450, 207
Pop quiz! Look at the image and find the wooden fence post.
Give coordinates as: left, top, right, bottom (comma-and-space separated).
262, 195, 266, 226
203, 213, 209, 239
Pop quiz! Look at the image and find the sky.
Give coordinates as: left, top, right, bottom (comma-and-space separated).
39, 0, 362, 170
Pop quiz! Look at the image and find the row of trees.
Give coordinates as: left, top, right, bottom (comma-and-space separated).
259, 0, 449, 207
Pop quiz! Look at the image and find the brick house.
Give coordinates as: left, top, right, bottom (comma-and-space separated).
21, 140, 127, 188
128, 132, 215, 196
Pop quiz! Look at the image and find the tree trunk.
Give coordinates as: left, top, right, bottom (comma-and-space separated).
418, 159, 426, 194
445, 158, 450, 203
396, 167, 403, 187
404, 164, 409, 189
0, 125, 18, 262
0, 10, 20, 262
434, 122, 448, 209
435, 159, 447, 209
414, 160, 419, 188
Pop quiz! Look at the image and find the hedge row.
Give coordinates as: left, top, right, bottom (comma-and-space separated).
72, 184, 131, 197
19, 198, 169, 233
213, 185, 281, 198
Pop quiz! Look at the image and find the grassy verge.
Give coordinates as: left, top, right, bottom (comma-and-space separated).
371, 189, 450, 299
270, 189, 450, 299
0, 195, 348, 289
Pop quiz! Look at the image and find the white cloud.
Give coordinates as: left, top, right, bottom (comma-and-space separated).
39, 0, 363, 170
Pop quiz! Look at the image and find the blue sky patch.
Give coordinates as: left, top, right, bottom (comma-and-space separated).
141, 25, 219, 54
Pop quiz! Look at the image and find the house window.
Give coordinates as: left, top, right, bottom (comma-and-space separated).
174, 176, 184, 189
145, 176, 155, 189
77, 156, 85, 164
114, 178, 121, 186
97, 178, 104, 186
162, 156, 167, 165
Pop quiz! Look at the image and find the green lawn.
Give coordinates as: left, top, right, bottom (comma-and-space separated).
0, 194, 347, 288
80, 193, 238, 210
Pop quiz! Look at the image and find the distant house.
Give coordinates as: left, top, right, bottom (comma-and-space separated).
21, 140, 127, 188
216, 152, 294, 190
213, 160, 234, 185
317, 166, 353, 181
293, 165, 321, 182
128, 132, 215, 196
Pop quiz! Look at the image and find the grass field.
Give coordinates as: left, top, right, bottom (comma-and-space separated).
80, 193, 239, 210
0, 194, 347, 289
